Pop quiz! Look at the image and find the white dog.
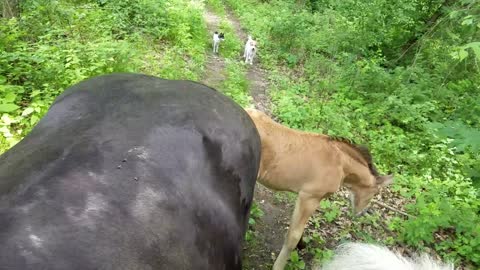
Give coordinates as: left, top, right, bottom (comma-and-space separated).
213, 31, 225, 54
316, 243, 454, 270
243, 35, 257, 65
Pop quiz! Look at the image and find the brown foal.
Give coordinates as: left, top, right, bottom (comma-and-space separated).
245, 108, 393, 270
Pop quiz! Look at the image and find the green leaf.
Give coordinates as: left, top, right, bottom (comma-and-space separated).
461, 18, 473, 26
463, 42, 480, 61
4, 93, 17, 103
1, 114, 15, 125
22, 107, 34, 116
458, 49, 468, 61
290, 250, 299, 262
0, 103, 20, 112
471, 46, 480, 61
30, 115, 39, 126
30, 90, 41, 98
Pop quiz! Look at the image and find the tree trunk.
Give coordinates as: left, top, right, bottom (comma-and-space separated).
2, 0, 20, 18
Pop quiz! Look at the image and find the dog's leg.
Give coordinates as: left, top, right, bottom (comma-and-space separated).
272, 192, 324, 270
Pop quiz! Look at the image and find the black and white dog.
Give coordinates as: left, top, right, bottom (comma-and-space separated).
213, 31, 225, 54
243, 35, 257, 65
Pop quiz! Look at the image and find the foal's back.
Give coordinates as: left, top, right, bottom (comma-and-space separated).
246, 108, 342, 193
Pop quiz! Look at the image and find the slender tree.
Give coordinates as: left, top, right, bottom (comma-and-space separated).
2, 0, 20, 18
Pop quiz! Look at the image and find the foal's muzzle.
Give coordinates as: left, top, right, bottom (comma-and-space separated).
356, 209, 367, 217
354, 208, 372, 217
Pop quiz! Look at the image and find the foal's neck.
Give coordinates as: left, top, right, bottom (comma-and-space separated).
334, 141, 374, 186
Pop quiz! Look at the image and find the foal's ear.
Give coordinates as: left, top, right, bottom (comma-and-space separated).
376, 174, 394, 186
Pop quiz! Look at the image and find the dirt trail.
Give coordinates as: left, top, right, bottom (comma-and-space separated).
202, 7, 293, 270
201, 9, 226, 89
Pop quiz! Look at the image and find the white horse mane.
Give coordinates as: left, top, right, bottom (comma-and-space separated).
316, 243, 454, 270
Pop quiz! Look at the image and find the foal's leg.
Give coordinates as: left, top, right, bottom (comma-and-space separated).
272, 191, 324, 270
296, 232, 307, 250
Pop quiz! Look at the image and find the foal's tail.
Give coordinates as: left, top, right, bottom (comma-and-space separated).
316, 243, 454, 270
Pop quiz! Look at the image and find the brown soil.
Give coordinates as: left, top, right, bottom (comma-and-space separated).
201, 9, 227, 90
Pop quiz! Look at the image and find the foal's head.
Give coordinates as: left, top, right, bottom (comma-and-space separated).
333, 138, 394, 216
349, 172, 393, 216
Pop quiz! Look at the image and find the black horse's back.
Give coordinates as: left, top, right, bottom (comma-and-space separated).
0, 73, 261, 270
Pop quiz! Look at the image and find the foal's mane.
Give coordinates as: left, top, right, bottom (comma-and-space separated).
328, 136, 380, 177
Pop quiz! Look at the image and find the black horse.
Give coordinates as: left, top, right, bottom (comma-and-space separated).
0, 73, 261, 270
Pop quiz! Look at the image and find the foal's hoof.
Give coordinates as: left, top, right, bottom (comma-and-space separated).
296, 238, 307, 250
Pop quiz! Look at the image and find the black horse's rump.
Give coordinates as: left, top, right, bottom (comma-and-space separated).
0, 73, 261, 270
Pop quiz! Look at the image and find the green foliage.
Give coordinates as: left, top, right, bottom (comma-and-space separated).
286, 251, 305, 270
246, 201, 264, 242
391, 173, 480, 265
0, 0, 208, 153
222, 60, 251, 107
319, 200, 342, 223
226, 0, 480, 267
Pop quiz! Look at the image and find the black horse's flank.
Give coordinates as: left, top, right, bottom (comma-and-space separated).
0, 73, 261, 270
